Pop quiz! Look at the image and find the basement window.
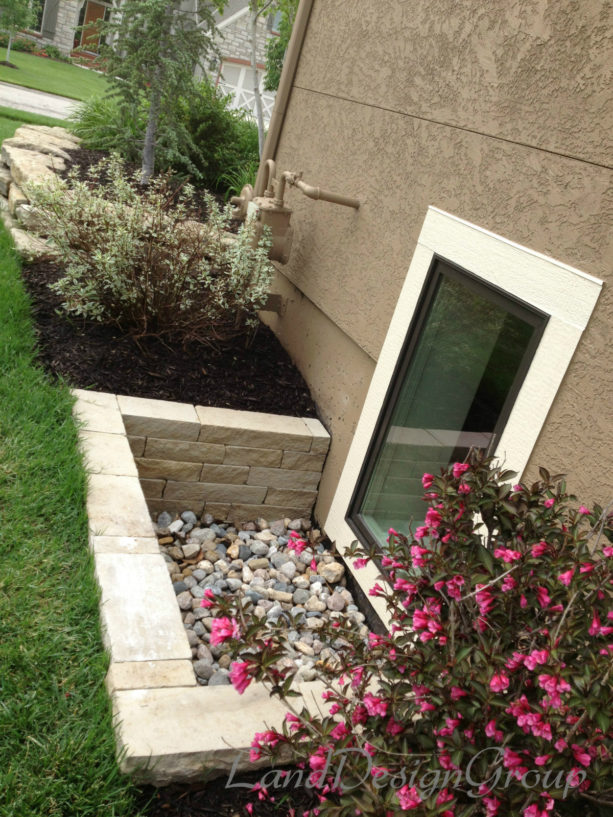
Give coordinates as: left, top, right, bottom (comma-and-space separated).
347, 259, 546, 548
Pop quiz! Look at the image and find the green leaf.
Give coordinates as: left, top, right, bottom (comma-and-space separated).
475, 543, 495, 574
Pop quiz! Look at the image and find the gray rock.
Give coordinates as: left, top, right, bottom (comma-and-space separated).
193, 607, 210, 620
192, 569, 207, 581
271, 552, 290, 568
327, 593, 346, 611
196, 643, 214, 663
173, 581, 188, 595
208, 671, 231, 686
292, 589, 311, 605
169, 519, 184, 534
267, 603, 283, 620
157, 512, 173, 528
238, 544, 251, 561
183, 576, 197, 589
211, 524, 226, 538
226, 578, 242, 592
190, 585, 205, 599
215, 543, 227, 557
286, 629, 300, 643
202, 513, 214, 526
194, 660, 215, 679
182, 543, 201, 559
193, 620, 206, 636
277, 536, 289, 546
269, 519, 287, 537
181, 510, 198, 526
238, 531, 252, 542
290, 606, 306, 619
288, 519, 302, 531
218, 653, 232, 669
250, 541, 269, 557
176, 591, 193, 610
186, 629, 201, 647
273, 581, 291, 593
279, 561, 297, 581
191, 528, 217, 544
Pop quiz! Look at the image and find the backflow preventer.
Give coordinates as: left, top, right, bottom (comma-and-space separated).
231, 160, 360, 264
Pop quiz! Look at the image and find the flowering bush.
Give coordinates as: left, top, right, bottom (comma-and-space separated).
26, 156, 274, 347
209, 451, 613, 816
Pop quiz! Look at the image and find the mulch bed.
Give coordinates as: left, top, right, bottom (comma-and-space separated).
22, 147, 316, 417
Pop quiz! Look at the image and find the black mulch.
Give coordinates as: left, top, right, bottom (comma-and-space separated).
136, 769, 322, 817
21, 145, 310, 414
22, 259, 316, 416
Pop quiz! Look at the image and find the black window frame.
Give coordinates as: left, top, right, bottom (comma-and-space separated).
346, 255, 549, 553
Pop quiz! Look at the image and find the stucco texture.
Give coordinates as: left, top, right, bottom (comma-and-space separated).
267, 0, 613, 518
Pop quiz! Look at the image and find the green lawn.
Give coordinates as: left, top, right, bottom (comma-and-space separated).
0, 225, 143, 816
0, 50, 108, 101
0, 105, 69, 143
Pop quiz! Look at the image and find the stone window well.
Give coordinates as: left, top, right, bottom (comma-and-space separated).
325, 207, 603, 620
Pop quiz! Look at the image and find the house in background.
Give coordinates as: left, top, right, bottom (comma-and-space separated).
250, 0, 612, 614
24, 0, 277, 122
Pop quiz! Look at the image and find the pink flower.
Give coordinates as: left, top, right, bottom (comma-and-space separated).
386, 717, 404, 735
531, 541, 548, 557
536, 586, 551, 608
330, 722, 350, 741
502, 575, 517, 592
535, 754, 550, 766
524, 648, 549, 670
397, 786, 422, 810
451, 686, 468, 700
603, 546, 613, 558
489, 672, 510, 693
458, 482, 471, 494
484, 796, 501, 816
353, 558, 368, 569
572, 744, 592, 767
210, 616, 241, 645
200, 588, 217, 608
494, 547, 522, 563
363, 693, 388, 717
557, 568, 575, 586
485, 719, 503, 742
578, 505, 591, 515
422, 473, 434, 488
579, 562, 594, 574
229, 661, 252, 694
544, 498, 555, 508
411, 545, 431, 568
452, 462, 470, 479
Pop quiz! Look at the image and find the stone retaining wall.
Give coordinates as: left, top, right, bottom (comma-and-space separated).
118, 395, 330, 524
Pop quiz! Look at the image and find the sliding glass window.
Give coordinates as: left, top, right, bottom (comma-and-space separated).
348, 258, 547, 550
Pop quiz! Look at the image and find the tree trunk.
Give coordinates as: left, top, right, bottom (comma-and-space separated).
249, 8, 265, 158
6, 32, 13, 64
141, 73, 162, 184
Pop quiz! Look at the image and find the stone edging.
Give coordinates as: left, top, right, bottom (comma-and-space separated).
73, 388, 327, 784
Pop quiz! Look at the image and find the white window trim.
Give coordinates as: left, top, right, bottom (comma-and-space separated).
324, 206, 603, 620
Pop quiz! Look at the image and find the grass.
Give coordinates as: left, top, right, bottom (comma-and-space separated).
0, 106, 69, 144
0, 50, 108, 101
0, 225, 143, 816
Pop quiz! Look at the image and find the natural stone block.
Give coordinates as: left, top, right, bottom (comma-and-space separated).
8, 226, 54, 260
140, 478, 165, 498
95, 553, 191, 662
302, 416, 331, 454
227, 504, 311, 525
199, 463, 248, 484
146, 498, 204, 519
1, 143, 64, 188
165, 481, 266, 504
8, 181, 27, 215
196, 405, 312, 451
145, 437, 225, 464
223, 445, 282, 467
15, 124, 80, 146
89, 534, 160, 555
281, 450, 326, 471
15, 203, 48, 234
203, 502, 231, 521
135, 458, 201, 482
106, 660, 196, 694
9, 127, 76, 159
265, 487, 317, 508
247, 466, 321, 491
87, 474, 155, 537
0, 165, 11, 197
79, 430, 138, 477
118, 395, 200, 441
112, 681, 325, 784
72, 389, 125, 434
127, 436, 146, 457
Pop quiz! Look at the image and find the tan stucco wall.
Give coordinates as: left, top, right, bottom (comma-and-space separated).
264, 0, 613, 520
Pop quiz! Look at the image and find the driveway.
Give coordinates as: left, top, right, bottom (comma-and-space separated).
0, 81, 79, 120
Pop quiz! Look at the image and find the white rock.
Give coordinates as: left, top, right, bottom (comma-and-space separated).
317, 561, 345, 584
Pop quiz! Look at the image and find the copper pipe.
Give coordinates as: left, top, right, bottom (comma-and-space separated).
254, 0, 314, 197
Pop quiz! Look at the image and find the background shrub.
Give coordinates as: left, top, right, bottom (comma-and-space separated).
70, 80, 260, 196
26, 156, 274, 347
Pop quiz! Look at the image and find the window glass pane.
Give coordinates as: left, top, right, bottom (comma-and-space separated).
357, 263, 539, 546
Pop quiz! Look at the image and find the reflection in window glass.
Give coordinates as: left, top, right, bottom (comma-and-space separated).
355, 262, 542, 547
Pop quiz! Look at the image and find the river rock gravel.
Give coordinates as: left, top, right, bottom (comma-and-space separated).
154, 511, 367, 686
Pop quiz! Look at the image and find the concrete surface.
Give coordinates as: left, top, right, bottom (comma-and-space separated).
0, 81, 79, 120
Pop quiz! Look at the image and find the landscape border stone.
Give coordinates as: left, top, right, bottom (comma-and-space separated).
73, 387, 331, 784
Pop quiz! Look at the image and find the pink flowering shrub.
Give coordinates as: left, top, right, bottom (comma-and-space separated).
209, 452, 613, 816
